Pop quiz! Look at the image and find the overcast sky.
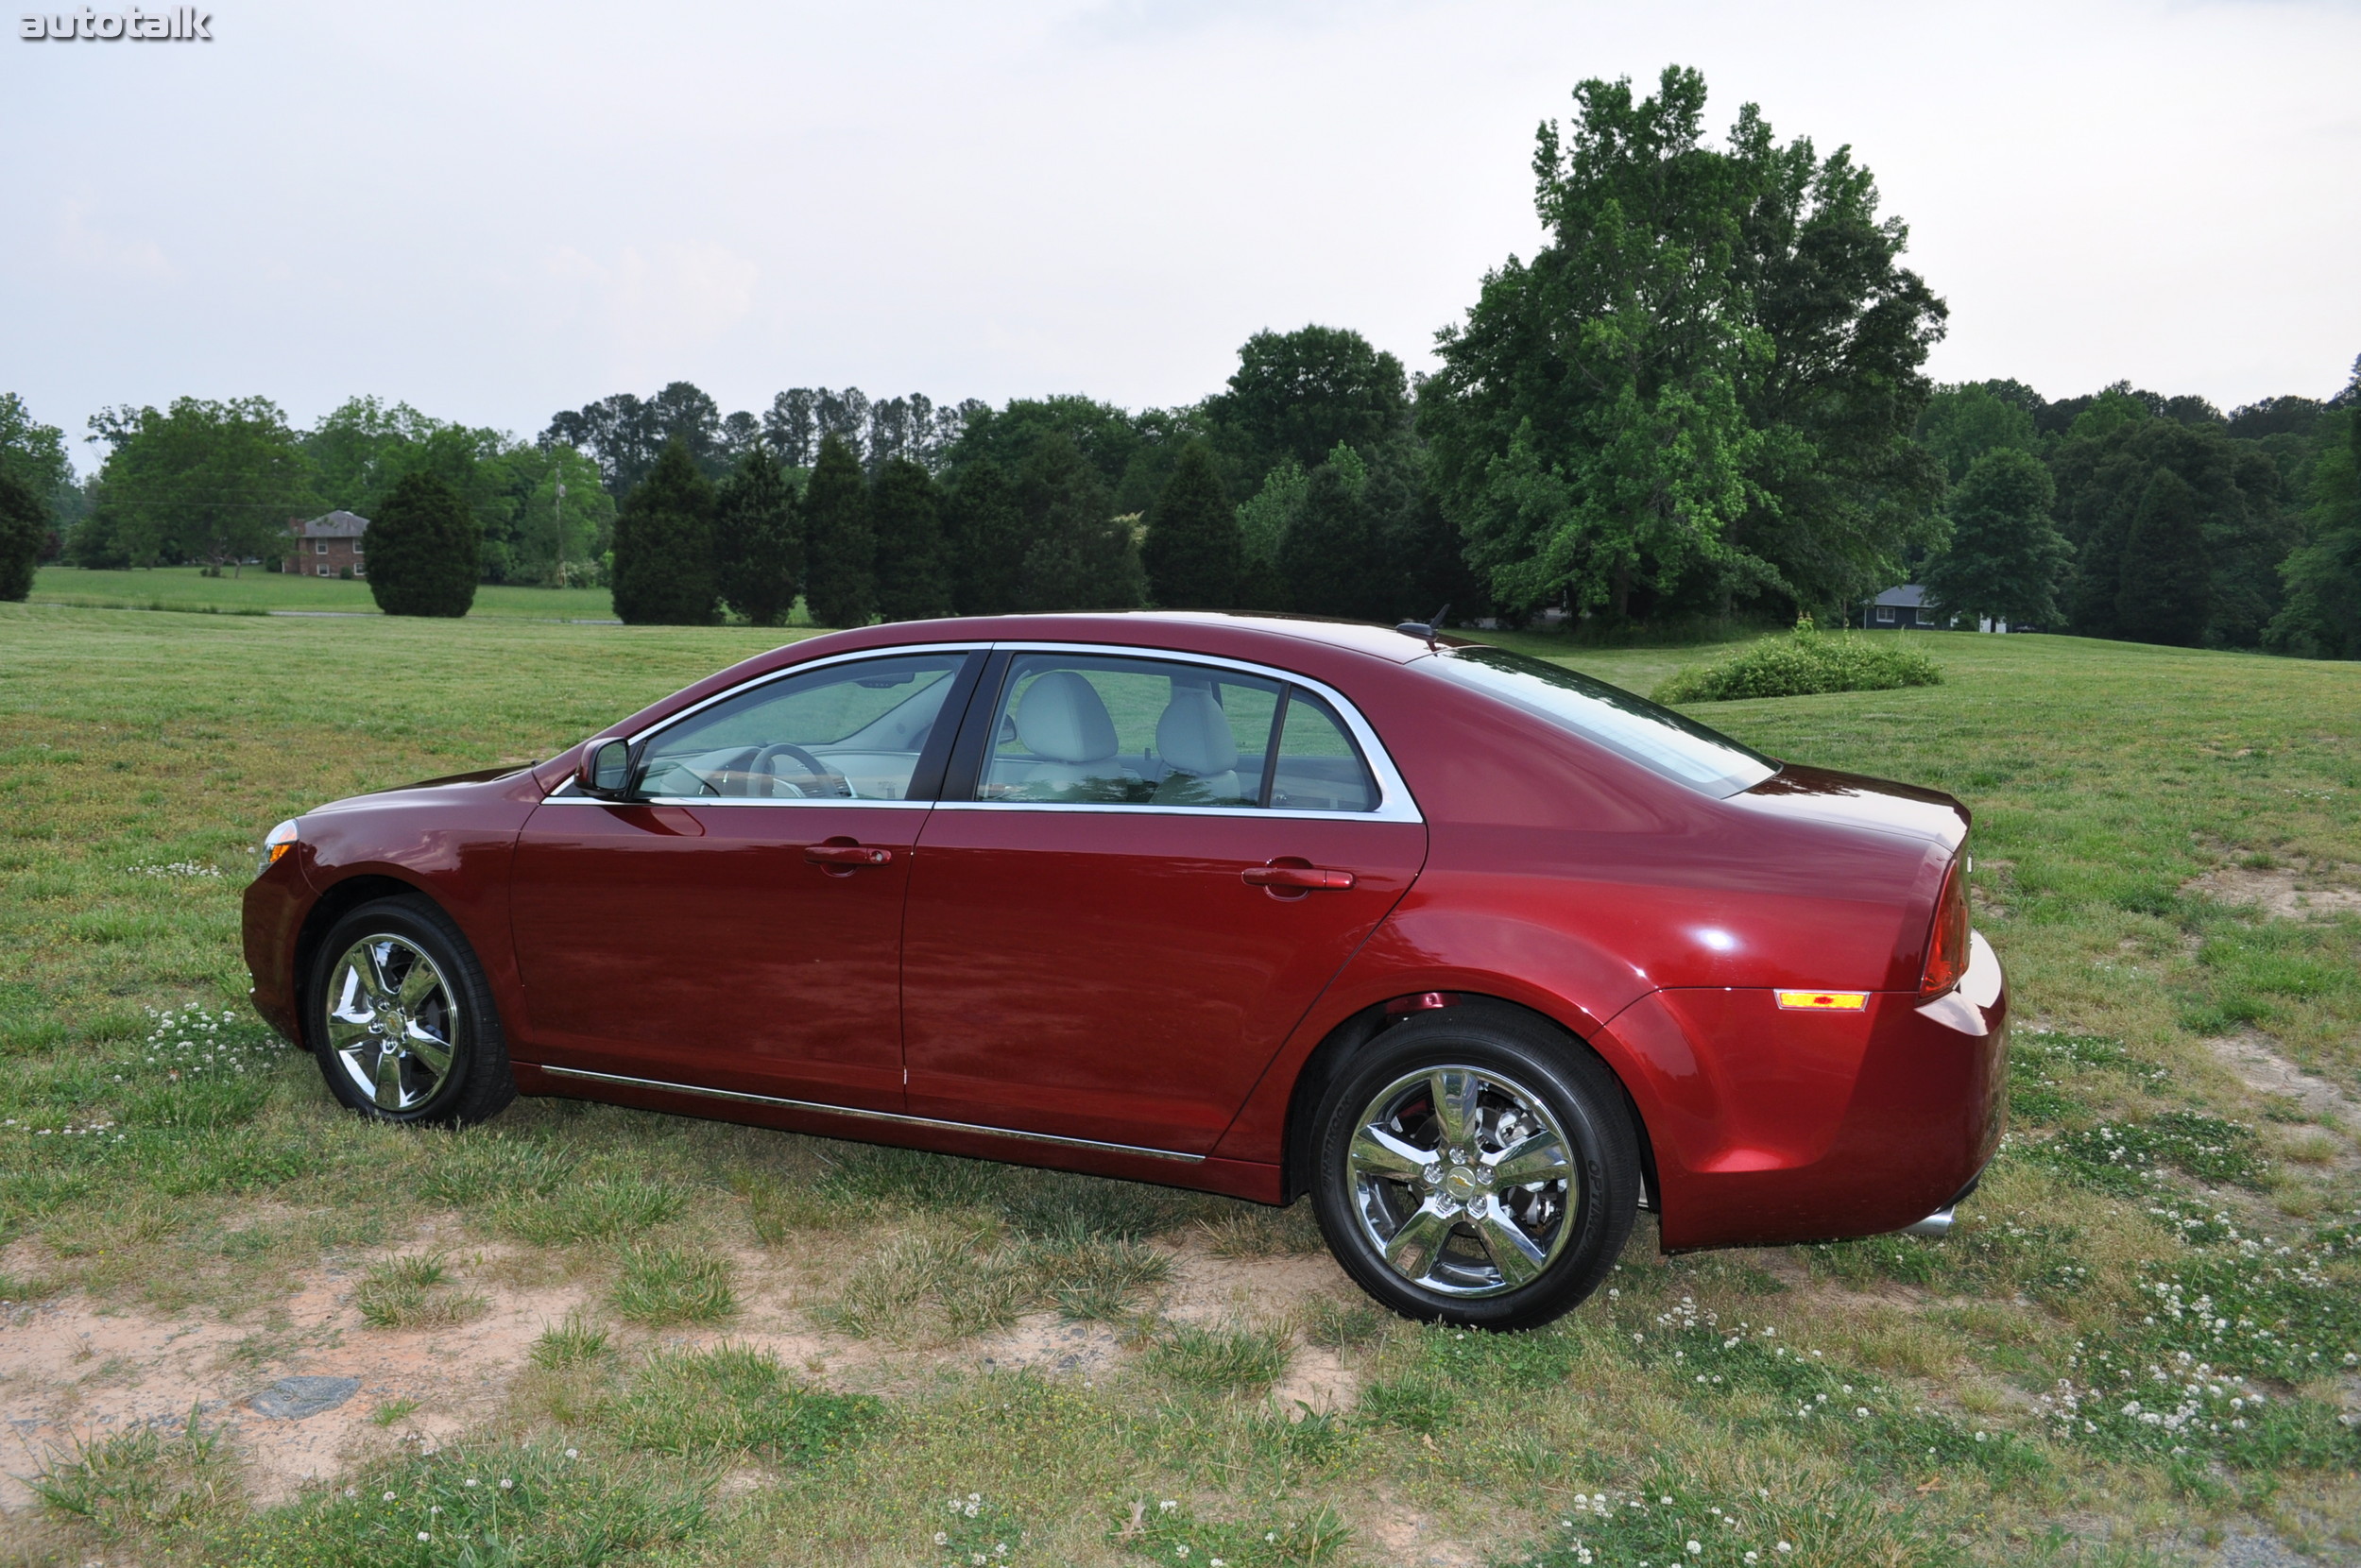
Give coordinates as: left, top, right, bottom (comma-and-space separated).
5, 0, 2356, 468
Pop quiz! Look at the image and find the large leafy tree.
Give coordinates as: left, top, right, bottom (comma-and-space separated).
712, 447, 801, 626
871, 457, 952, 622
1916, 383, 2041, 487
2115, 469, 2211, 646
1016, 435, 1143, 611
802, 434, 876, 627
84, 397, 319, 572
1211, 326, 1410, 479
610, 440, 719, 625
1921, 450, 2069, 628
1422, 65, 1945, 626
0, 470, 45, 600
0, 393, 71, 517
1141, 441, 1239, 609
366, 471, 481, 617
542, 381, 737, 494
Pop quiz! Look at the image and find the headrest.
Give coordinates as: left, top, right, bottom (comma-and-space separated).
1155, 687, 1240, 777
1015, 671, 1120, 763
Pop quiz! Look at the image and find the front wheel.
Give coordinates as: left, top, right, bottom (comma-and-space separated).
1309, 1004, 1641, 1331
307, 895, 515, 1128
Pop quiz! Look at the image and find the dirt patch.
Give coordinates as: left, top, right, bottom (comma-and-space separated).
2203, 1030, 2358, 1130
0, 1234, 1377, 1515
2182, 863, 2361, 921
0, 1244, 586, 1509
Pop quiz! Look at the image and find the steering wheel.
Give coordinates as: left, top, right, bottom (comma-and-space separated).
749, 742, 852, 799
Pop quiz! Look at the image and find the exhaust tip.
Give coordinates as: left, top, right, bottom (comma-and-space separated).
1902, 1206, 1955, 1239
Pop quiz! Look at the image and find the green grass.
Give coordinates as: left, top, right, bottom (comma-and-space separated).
30, 562, 626, 620
3, 605, 2359, 1565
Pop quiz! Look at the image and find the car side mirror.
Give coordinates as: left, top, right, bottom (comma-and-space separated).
577, 739, 636, 800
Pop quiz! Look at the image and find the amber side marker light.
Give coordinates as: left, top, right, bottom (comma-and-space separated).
258, 820, 299, 873
1775, 990, 1869, 1012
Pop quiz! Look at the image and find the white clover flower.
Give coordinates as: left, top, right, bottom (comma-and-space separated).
1687, 1542, 1702, 1556
418, 1533, 431, 1543
500, 1478, 513, 1490
384, 1491, 397, 1502
1778, 1542, 1793, 1553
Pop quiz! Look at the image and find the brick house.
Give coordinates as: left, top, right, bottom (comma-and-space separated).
286, 510, 369, 578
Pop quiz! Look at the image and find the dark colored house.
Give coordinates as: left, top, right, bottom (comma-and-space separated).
1866, 585, 1943, 629
286, 511, 369, 578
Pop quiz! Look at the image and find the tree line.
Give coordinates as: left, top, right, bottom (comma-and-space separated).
2, 62, 2353, 656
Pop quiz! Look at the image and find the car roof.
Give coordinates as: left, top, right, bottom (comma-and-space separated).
819, 610, 1436, 665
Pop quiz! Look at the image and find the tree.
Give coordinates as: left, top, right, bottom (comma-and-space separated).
1280, 446, 1389, 620
0, 393, 71, 508
85, 397, 318, 572
1232, 460, 1306, 611
1141, 441, 1239, 608
610, 441, 719, 625
1211, 326, 1410, 477
1921, 450, 2069, 628
802, 434, 875, 627
871, 457, 952, 622
365, 471, 480, 617
2115, 469, 2210, 646
1016, 435, 1143, 611
0, 470, 44, 600
1422, 65, 1947, 627
712, 447, 801, 626
542, 381, 731, 495
2266, 407, 2361, 659
1916, 383, 2040, 486
944, 458, 1027, 615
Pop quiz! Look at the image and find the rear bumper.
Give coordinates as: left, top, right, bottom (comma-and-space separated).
1607, 930, 2009, 1251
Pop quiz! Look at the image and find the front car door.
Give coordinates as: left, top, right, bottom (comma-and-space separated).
509, 646, 983, 1110
899, 646, 1428, 1154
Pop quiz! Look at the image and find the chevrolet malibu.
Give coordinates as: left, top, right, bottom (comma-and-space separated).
243, 613, 2006, 1330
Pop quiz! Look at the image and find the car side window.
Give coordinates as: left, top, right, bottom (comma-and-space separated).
1267, 690, 1378, 812
636, 653, 968, 801
977, 654, 1283, 808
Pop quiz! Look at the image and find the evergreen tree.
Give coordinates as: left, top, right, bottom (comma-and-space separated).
610, 440, 718, 625
0, 469, 44, 601
1279, 455, 1384, 620
366, 470, 480, 617
802, 434, 875, 627
2267, 408, 2361, 659
2116, 469, 2210, 646
1141, 441, 1239, 608
871, 457, 953, 622
1922, 449, 2071, 629
944, 457, 1026, 615
712, 446, 801, 626
1016, 435, 1143, 611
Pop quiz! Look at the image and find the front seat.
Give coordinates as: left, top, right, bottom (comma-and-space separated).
1152, 686, 1248, 805
1015, 671, 1126, 795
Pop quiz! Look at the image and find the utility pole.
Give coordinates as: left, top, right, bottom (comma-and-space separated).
553, 475, 567, 587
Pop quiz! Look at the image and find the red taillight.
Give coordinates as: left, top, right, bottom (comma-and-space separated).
1919, 854, 1971, 1000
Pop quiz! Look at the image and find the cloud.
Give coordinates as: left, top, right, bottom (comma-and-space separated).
544, 241, 760, 370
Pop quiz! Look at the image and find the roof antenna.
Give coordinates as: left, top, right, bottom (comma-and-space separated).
1394, 603, 1449, 653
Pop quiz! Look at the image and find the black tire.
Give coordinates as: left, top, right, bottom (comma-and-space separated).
1309, 1002, 1641, 1331
305, 895, 516, 1128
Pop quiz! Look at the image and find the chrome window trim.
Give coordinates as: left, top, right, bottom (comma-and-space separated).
969, 640, 1423, 825
538, 638, 1421, 823
539, 1064, 1204, 1164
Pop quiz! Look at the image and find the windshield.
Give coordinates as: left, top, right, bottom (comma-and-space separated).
1422, 645, 1778, 796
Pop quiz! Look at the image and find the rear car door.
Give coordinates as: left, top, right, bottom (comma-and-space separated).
509, 648, 983, 1111
899, 647, 1428, 1154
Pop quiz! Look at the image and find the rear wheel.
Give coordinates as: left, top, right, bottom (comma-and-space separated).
307, 896, 514, 1127
1309, 1004, 1640, 1330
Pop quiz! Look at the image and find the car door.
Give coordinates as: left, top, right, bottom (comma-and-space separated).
509, 648, 983, 1111
899, 647, 1428, 1154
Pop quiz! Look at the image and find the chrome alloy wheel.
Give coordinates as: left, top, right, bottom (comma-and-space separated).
1345, 1065, 1579, 1298
323, 934, 458, 1114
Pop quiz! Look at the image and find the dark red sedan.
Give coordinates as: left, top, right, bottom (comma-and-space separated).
244, 613, 2005, 1329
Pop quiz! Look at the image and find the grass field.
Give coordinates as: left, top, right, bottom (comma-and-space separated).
27, 565, 624, 622
1, 602, 2356, 1567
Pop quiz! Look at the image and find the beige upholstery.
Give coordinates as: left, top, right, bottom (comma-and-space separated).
1152, 687, 1246, 804
1015, 671, 1122, 790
